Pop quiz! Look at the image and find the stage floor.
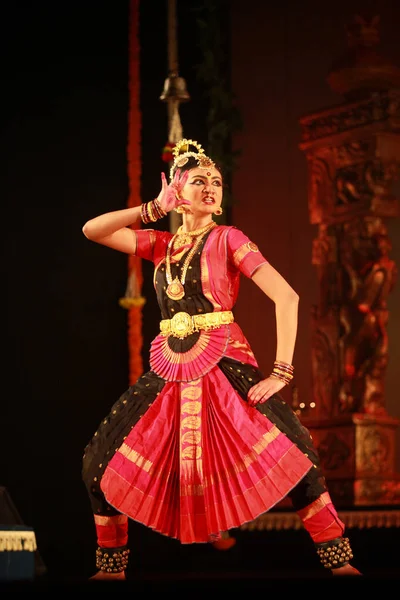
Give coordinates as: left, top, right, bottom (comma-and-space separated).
1, 516, 399, 591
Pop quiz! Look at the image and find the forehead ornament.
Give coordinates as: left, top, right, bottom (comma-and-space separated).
170, 138, 215, 181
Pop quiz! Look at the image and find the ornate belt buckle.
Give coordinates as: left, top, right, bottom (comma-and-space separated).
170, 312, 194, 338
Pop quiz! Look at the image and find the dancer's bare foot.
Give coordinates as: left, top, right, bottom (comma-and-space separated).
332, 564, 362, 576
89, 570, 126, 581
212, 537, 237, 551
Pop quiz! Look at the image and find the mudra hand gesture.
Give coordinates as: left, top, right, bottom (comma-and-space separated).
157, 169, 190, 213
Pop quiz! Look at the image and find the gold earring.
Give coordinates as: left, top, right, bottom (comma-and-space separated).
174, 205, 185, 214
214, 207, 223, 216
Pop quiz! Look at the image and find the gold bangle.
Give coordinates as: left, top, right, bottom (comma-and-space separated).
147, 201, 157, 222
270, 372, 292, 385
274, 360, 294, 372
140, 202, 149, 224
154, 198, 167, 217
273, 367, 294, 379
141, 200, 162, 224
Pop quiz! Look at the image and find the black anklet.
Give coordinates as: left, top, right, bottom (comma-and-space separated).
315, 536, 354, 569
95, 545, 130, 573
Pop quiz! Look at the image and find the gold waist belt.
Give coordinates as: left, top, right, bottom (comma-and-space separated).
160, 310, 234, 339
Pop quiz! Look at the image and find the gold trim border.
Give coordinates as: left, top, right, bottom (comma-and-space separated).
240, 509, 400, 531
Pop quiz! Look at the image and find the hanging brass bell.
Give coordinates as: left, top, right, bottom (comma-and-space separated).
159, 73, 190, 102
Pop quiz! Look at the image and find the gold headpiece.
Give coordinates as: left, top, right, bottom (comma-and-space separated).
169, 138, 215, 181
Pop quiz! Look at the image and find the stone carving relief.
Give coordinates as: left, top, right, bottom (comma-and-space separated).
338, 217, 397, 414
357, 427, 391, 474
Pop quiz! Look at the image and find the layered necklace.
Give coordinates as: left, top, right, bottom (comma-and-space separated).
165, 221, 216, 300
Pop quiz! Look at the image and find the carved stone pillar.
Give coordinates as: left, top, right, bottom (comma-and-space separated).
298, 15, 400, 506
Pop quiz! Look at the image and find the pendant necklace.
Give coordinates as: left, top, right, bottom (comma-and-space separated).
173, 221, 217, 249
165, 221, 216, 300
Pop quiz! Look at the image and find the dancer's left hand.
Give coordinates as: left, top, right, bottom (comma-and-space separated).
247, 376, 286, 406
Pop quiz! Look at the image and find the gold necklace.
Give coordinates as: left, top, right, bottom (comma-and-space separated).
165, 221, 216, 300
173, 221, 216, 248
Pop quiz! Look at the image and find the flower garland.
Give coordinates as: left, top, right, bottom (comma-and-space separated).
119, 0, 145, 386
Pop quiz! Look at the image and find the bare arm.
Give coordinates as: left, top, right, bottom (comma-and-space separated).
82, 170, 191, 255
82, 206, 141, 254
252, 262, 299, 365
248, 262, 299, 405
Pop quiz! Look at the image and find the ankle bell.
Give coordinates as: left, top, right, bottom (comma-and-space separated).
315, 536, 354, 569
95, 545, 130, 573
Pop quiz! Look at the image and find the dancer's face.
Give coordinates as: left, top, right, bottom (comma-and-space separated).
180, 167, 223, 217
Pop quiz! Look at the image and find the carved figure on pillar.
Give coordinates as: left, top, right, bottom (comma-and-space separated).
311, 224, 339, 419
297, 12, 400, 507
339, 218, 397, 414
312, 223, 338, 314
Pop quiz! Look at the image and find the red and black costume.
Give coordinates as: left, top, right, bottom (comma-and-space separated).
82, 225, 353, 574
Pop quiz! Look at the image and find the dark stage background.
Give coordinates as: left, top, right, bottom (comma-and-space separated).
1, 0, 206, 581
2, 0, 400, 587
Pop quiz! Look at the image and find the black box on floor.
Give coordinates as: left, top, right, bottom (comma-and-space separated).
0, 524, 36, 581
0, 486, 46, 579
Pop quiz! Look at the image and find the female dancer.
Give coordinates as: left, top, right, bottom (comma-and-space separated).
82, 139, 361, 579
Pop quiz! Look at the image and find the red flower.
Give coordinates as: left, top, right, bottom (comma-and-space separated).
162, 141, 175, 163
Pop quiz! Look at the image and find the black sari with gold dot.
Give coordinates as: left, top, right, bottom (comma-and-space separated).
82, 228, 335, 545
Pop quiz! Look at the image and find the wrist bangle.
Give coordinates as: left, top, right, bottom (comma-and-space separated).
270, 372, 292, 385
140, 199, 167, 224
153, 198, 167, 218
270, 361, 294, 385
